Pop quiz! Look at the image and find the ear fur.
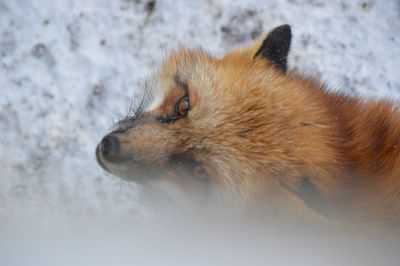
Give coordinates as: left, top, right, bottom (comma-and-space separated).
254, 24, 292, 72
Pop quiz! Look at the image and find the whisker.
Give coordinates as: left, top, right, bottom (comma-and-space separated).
116, 76, 157, 125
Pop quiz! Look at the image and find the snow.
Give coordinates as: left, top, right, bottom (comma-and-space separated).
0, 0, 400, 264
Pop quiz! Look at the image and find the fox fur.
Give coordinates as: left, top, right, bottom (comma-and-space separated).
96, 25, 400, 234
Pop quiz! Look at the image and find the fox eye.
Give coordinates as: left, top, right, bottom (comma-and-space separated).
175, 96, 190, 118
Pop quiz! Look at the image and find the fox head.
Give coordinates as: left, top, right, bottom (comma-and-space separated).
96, 25, 339, 214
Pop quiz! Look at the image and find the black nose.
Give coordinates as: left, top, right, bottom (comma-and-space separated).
100, 134, 120, 161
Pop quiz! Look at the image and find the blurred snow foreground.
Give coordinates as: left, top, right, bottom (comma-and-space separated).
0, 0, 400, 265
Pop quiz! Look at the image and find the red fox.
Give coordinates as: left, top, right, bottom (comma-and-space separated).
96, 25, 400, 233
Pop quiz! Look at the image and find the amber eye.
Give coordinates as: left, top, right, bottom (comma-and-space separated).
175, 96, 190, 117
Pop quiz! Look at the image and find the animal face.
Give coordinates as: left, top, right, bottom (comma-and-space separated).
96, 25, 294, 206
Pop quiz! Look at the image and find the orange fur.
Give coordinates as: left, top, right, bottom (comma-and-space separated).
96, 26, 400, 235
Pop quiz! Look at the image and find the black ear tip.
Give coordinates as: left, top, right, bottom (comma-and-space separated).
274, 24, 292, 37
279, 24, 291, 30
253, 24, 292, 73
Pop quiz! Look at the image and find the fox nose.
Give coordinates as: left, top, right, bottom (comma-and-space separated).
99, 134, 120, 161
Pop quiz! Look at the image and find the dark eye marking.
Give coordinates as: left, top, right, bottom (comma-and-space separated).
174, 74, 189, 93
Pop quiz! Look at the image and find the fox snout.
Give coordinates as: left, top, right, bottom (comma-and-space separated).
95, 110, 191, 180
96, 129, 159, 181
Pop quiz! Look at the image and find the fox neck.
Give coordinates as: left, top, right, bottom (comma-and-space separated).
273, 74, 400, 224
327, 94, 400, 178
203, 71, 400, 223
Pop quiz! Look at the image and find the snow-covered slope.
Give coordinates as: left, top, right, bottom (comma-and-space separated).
1, 0, 399, 227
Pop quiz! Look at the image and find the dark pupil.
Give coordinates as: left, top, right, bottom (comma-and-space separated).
176, 97, 189, 116
180, 101, 188, 113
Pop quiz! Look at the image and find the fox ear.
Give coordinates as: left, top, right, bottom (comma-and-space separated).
254, 24, 292, 73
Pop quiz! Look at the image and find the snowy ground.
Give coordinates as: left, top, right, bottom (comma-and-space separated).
1, 0, 400, 264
